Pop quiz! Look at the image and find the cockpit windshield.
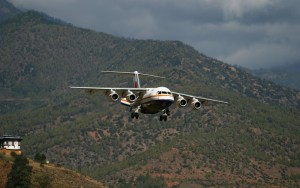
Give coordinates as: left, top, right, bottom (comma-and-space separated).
157, 91, 171, 94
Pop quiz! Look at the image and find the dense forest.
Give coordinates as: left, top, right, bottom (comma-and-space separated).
0, 7, 299, 187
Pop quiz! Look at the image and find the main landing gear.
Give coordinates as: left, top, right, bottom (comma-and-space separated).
159, 108, 170, 122
131, 112, 139, 119
159, 114, 167, 121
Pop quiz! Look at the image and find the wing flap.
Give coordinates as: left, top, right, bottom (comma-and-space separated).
120, 98, 132, 107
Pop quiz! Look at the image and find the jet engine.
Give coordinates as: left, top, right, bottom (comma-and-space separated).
107, 90, 119, 102
125, 91, 136, 102
191, 98, 202, 110
176, 96, 187, 107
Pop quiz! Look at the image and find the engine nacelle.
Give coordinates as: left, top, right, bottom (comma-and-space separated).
125, 91, 136, 102
176, 96, 187, 108
107, 90, 119, 102
191, 98, 202, 110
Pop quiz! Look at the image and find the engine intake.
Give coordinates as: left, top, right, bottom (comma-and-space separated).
191, 98, 202, 110
107, 90, 119, 102
125, 91, 136, 102
176, 96, 187, 107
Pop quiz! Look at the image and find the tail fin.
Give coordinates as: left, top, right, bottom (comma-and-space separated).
101, 70, 164, 88
133, 71, 140, 88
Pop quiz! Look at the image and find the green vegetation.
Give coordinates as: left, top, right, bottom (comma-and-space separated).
6, 153, 32, 188
0, 10, 299, 187
119, 174, 165, 188
34, 153, 47, 164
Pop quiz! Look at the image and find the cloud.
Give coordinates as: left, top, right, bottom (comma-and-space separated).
224, 43, 300, 68
8, 0, 300, 69
221, 0, 274, 19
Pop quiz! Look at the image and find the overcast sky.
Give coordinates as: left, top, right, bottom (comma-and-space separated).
9, 0, 300, 69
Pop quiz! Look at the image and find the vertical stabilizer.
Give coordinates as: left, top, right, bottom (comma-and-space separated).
133, 71, 140, 88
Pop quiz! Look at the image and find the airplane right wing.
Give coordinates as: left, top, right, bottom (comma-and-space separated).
70, 87, 148, 94
70, 86, 149, 104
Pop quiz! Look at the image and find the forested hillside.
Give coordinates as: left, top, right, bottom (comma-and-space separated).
1, 10, 300, 187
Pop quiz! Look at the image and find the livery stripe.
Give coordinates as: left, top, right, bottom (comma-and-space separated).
141, 94, 172, 100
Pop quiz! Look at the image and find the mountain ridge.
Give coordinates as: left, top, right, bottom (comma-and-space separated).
0, 0, 21, 22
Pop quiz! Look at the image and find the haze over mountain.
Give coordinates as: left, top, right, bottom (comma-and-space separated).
1, 2, 300, 187
7, 0, 300, 69
248, 63, 300, 90
0, 0, 21, 22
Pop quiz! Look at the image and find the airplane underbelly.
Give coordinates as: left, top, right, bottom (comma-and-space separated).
141, 99, 173, 114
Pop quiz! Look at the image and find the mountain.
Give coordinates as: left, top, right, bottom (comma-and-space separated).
0, 0, 21, 22
248, 63, 300, 90
1, 10, 300, 187
0, 154, 106, 188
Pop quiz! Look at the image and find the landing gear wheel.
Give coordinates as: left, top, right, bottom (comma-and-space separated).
131, 112, 139, 119
159, 115, 167, 122
135, 113, 139, 119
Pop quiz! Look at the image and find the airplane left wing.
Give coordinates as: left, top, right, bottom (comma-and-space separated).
171, 91, 228, 109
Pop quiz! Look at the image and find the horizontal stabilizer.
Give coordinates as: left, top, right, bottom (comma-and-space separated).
101, 70, 165, 79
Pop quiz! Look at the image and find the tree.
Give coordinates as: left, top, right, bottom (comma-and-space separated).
34, 153, 47, 164
6, 154, 32, 188
134, 174, 165, 188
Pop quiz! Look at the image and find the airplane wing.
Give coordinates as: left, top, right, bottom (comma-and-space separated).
70, 87, 148, 95
171, 91, 228, 105
70, 86, 150, 107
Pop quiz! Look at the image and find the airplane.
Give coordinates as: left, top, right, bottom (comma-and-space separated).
70, 71, 228, 121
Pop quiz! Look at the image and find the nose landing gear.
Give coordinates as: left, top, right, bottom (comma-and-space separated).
159, 108, 170, 121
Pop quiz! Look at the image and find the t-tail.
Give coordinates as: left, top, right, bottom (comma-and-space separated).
101, 70, 165, 88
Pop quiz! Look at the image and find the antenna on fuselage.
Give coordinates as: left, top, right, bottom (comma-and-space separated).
101, 70, 165, 88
